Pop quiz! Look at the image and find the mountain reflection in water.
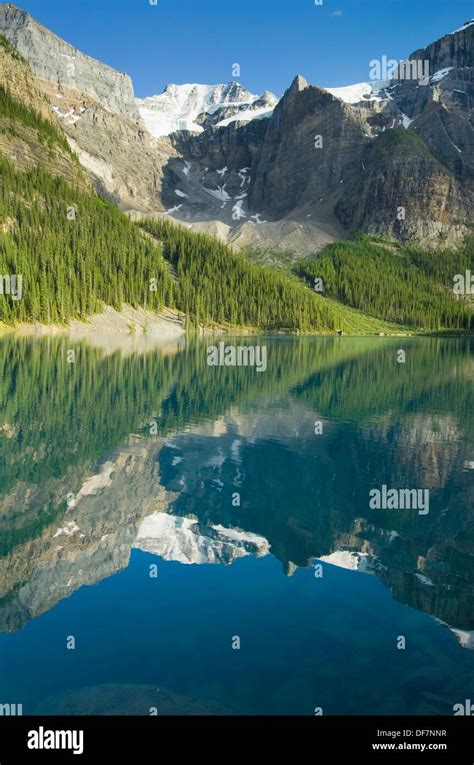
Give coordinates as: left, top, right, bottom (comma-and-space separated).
0, 335, 472, 714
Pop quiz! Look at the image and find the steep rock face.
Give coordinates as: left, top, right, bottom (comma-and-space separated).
170, 117, 267, 178
43, 80, 177, 212
0, 4, 177, 213
386, 22, 474, 196
412, 99, 474, 190
0, 3, 139, 119
335, 128, 472, 243
165, 118, 267, 214
410, 20, 474, 71
248, 76, 370, 219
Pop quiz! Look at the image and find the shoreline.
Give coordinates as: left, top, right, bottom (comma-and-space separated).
0, 305, 470, 339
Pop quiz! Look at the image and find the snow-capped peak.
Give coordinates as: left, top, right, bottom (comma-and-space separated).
137, 81, 276, 138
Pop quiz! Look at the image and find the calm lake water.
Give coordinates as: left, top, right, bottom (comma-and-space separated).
0, 335, 472, 715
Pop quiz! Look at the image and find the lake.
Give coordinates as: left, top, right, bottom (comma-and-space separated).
0, 334, 472, 715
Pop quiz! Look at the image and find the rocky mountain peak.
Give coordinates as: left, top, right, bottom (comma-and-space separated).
219, 80, 255, 103
0, 2, 139, 119
288, 74, 309, 94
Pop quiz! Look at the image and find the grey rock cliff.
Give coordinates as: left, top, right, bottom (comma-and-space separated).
0, 3, 139, 119
248, 75, 370, 219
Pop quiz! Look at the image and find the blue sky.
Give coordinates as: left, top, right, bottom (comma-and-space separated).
13, 0, 474, 97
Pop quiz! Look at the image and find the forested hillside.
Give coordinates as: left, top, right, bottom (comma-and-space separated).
0, 156, 174, 323
293, 236, 473, 331
140, 218, 399, 332
0, 150, 401, 332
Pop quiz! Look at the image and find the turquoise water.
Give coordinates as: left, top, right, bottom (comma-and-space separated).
0, 335, 472, 715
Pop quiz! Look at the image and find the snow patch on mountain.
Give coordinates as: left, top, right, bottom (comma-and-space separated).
400, 112, 413, 128
52, 105, 82, 125
325, 81, 388, 104
203, 185, 231, 202
216, 106, 274, 127
430, 66, 454, 83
